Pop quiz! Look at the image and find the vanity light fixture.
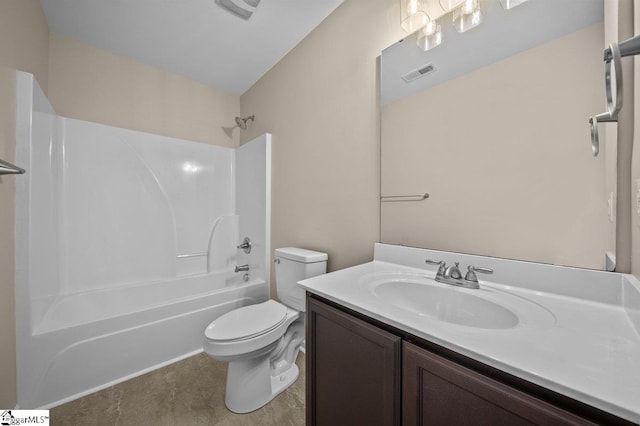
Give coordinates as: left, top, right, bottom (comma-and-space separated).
401, 0, 430, 33
403, 0, 526, 52
417, 20, 443, 51
452, 0, 483, 33
438, 0, 466, 12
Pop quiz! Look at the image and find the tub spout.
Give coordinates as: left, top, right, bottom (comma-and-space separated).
235, 264, 249, 273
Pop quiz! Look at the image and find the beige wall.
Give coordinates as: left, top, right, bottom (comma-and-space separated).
48, 33, 240, 148
0, 0, 49, 408
381, 25, 607, 270
240, 0, 403, 291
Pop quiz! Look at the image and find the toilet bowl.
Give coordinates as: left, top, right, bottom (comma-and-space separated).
204, 247, 327, 413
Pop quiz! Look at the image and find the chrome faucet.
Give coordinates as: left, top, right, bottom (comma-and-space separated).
235, 264, 250, 273
425, 259, 493, 289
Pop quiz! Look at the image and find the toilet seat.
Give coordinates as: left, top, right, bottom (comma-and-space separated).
205, 300, 288, 342
204, 300, 300, 360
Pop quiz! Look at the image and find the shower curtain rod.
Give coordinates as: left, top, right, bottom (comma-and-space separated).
0, 157, 26, 175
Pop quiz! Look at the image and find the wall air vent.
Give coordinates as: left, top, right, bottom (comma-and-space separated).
401, 64, 436, 83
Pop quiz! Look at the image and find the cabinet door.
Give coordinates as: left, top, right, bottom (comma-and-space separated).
403, 342, 594, 426
307, 296, 402, 426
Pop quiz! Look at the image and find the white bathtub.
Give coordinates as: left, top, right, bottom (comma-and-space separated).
20, 273, 268, 409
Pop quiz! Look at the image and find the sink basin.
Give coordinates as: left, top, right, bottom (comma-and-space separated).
360, 272, 555, 330
373, 280, 518, 329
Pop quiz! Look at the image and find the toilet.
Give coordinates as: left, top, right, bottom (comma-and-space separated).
204, 247, 328, 413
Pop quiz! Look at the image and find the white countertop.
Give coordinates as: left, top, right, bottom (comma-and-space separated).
298, 244, 640, 423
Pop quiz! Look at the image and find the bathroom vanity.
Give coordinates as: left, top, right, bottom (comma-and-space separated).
300, 244, 640, 425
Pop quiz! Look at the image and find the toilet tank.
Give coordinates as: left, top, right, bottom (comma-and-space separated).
274, 247, 327, 312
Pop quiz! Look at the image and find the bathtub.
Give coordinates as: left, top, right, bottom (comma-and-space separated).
20, 272, 268, 409
15, 72, 271, 409
14, 72, 272, 409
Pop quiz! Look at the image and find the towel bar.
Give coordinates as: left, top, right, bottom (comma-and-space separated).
380, 193, 429, 202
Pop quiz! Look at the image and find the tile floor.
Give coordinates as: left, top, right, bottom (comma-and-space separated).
50, 353, 305, 425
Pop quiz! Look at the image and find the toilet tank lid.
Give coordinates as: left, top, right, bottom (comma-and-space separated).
275, 247, 328, 263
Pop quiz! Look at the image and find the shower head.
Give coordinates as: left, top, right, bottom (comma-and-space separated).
235, 115, 255, 130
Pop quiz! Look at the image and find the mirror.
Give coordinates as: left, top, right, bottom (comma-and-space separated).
380, 0, 611, 270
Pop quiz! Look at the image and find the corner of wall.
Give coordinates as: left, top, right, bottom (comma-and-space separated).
0, 0, 50, 408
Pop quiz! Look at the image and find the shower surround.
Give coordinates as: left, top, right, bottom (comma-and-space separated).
14, 71, 271, 408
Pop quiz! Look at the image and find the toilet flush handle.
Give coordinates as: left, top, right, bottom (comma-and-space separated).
274, 258, 280, 264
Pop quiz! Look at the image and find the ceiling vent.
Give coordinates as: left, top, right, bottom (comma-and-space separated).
216, 0, 261, 20
402, 64, 436, 83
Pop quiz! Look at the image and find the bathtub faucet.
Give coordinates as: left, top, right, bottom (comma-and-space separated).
235, 264, 250, 273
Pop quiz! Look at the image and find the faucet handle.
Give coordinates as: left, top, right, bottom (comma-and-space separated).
237, 237, 252, 254
425, 259, 446, 277
465, 265, 494, 283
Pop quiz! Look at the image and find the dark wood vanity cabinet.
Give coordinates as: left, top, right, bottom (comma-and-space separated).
305, 295, 402, 426
307, 294, 633, 426
403, 342, 592, 425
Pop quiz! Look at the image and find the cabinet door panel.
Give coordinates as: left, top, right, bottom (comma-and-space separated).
307, 296, 401, 426
403, 342, 594, 426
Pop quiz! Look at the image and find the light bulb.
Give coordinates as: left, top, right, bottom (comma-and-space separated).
401, 0, 429, 33
452, 0, 482, 33
472, 8, 481, 25
417, 21, 442, 51
439, 0, 465, 12
424, 21, 437, 35
407, 0, 419, 15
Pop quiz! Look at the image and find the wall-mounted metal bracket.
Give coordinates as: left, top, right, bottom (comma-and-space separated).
589, 44, 622, 157
589, 34, 640, 157
0, 158, 26, 175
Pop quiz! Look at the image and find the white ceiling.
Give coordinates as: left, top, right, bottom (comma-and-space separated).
40, 0, 343, 96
